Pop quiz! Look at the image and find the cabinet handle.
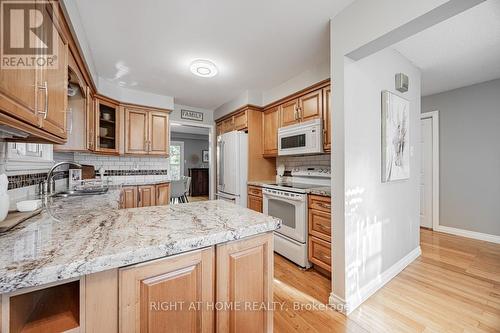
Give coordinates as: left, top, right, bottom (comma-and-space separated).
37, 81, 48, 119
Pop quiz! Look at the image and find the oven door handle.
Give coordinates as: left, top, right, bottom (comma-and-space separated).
263, 192, 305, 202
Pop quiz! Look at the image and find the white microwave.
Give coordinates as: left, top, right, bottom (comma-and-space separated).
278, 119, 323, 156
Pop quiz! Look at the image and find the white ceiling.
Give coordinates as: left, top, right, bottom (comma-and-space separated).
72, 0, 353, 109
393, 0, 500, 97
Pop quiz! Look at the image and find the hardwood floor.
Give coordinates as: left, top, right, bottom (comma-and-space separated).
187, 195, 209, 202
273, 229, 500, 332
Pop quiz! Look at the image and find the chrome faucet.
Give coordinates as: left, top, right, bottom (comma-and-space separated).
46, 161, 82, 195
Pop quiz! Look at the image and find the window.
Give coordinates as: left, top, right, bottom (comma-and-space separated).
168, 141, 184, 179
3, 143, 54, 171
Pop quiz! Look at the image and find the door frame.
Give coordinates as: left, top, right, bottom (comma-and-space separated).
420, 111, 440, 230
170, 120, 216, 200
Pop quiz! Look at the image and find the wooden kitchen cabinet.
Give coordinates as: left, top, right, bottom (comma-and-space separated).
0, 2, 68, 143
86, 88, 96, 151
221, 117, 234, 133
216, 233, 273, 333
138, 185, 156, 207
309, 236, 332, 272
156, 183, 171, 206
262, 106, 280, 157
95, 97, 120, 154
40, 8, 69, 140
121, 186, 138, 208
233, 110, 248, 130
121, 183, 170, 208
125, 108, 149, 154
280, 99, 300, 127
298, 89, 322, 122
149, 111, 169, 155
216, 122, 223, 136
322, 86, 331, 152
247, 186, 263, 213
308, 194, 332, 273
125, 108, 169, 156
119, 247, 215, 333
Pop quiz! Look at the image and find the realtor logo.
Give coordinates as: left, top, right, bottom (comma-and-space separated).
1, 0, 58, 69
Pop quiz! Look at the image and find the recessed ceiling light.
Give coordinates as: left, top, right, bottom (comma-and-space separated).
190, 59, 218, 78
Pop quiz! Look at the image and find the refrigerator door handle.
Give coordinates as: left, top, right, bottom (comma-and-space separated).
218, 139, 224, 189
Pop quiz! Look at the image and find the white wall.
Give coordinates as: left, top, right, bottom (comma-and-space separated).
329, 0, 483, 314
344, 48, 421, 309
171, 133, 209, 176
213, 60, 329, 120
98, 78, 174, 110
422, 79, 500, 237
261, 60, 330, 105
213, 90, 262, 120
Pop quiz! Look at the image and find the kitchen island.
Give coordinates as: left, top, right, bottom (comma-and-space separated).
0, 189, 280, 332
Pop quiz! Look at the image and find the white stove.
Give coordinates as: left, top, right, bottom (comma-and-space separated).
262, 166, 331, 268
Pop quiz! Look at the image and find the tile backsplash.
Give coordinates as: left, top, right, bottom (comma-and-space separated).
73, 153, 169, 172
276, 154, 330, 171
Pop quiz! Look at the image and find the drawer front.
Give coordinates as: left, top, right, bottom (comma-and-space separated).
247, 185, 262, 197
309, 209, 331, 241
308, 236, 331, 272
308, 195, 331, 213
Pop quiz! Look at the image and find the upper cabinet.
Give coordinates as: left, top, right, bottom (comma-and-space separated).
40, 8, 69, 140
298, 89, 322, 122
262, 106, 279, 157
148, 111, 169, 155
216, 108, 250, 135
322, 86, 331, 152
95, 97, 120, 154
0, 2, 69, 144
280, 99, 300, 127
125, 107, 170, 156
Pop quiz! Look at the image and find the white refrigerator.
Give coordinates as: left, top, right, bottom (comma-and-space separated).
216, 131, 248, 207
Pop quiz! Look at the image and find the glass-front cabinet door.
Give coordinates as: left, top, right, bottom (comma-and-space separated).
95, 97, 120, 154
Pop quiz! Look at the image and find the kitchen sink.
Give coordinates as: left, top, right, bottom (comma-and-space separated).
51, 188, 109, 198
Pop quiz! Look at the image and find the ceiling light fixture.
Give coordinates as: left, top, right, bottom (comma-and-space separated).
190, 59, 218, 78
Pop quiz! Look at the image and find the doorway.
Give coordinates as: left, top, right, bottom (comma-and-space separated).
170, 122, 213, 201
420, 111, 439, 230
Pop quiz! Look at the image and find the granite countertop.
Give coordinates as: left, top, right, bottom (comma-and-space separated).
0, 190, 280, 294
247, 180, 276, 187
308, 187, 331, 197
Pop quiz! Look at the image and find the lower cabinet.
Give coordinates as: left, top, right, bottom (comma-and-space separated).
118, 232, 273, 333
138, 185, 156, 207
216, 233, 273, 333
156, 183, 171, 206
0, 233, 273, 333
121, 186, 138, 209
247, 186, 263, 213
307, 194, 332, 273
119, 247, 215, 333
120, 183, 170, 208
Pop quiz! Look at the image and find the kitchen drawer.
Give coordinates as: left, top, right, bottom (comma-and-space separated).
308, 236, 331, 272
309, 209, 331, 241
247, 185, 263, 197
308, 194, 331, 213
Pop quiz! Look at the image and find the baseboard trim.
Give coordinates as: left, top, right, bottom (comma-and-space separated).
328, 293, 347, 314
329, 246, 421, 315
435, 225, 500, 244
